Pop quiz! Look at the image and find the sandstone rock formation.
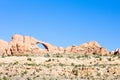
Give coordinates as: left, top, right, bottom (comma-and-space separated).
114, 48, 120, 55
0, 40, 9, 55
65, 41, 109, 55
0, 34, 119, 56
9, 34, 59, 55
117, 48, 120, 54
38, 41, 60, 53
80, 41, 100, 48
96, 47, 109, 55
0, 34, 63, 55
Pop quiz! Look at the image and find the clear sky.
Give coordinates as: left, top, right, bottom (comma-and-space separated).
0, 0, 120, 51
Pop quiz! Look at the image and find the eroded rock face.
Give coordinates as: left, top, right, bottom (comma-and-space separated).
0, 34, 118, 56
64, 41, 109, 55
0, 40, 9, 55
8, 34, 62, 55
96, 47, 109, 55
80, 41, 100, 48
9, 34, 45, 55
114, 48, 120, 55
117, 48, 120, 54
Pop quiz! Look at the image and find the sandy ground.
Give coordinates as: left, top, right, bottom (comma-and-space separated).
0, 54, 120, 80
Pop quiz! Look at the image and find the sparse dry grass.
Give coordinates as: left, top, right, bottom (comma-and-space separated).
0, 53, 120, 80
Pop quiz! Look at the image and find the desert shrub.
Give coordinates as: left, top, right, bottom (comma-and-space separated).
100, 64, 106, 68
23, 70, 28, 74
90, 62, 92, 64
43, 77, 46, 80
118, 55, 120, 59
27, 57, 32, 61
1, 55, 5, 58
46, 64, 52, 68
94, 63, 99, 67
97, 73, 101, 76
21, 70, 28, 77
72, 69, 78, 76
99, 57, 102, 61
3, 76, 8, 80
24, 63, 36, 66
83, 54, 89, 58
71, 63, 75, 66
46, 59, 52, 62
59, 63, 66, 67
69, 56, 75, 59
107, 58, 111, 61
44, 53, 50, 57
74, 64, 86, 68
13, 61, 19, 65
26, 77, 32, 80
53, 53, 63, 58
94, 54, 101, 58
76, 55, 81, 59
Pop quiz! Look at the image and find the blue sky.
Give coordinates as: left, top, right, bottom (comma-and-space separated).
0, 0, 120, 51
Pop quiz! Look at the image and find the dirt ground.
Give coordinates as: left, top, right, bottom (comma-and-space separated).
0, 53, 120, 80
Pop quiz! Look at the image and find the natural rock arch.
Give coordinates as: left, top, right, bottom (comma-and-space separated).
36, 42, 49, 51
37, 41, 59, 52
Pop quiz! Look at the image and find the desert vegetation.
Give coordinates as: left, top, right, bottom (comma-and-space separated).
0, 53, 120, 80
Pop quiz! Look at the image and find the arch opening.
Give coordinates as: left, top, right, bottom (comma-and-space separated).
36, 43, 49, 51
37, 44, 45, 49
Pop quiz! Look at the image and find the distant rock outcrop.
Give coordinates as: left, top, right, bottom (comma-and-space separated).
0, 40, 9, 55
0, 34, 118, 56
114, 48, 120, 55
64, 41, 109, 55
